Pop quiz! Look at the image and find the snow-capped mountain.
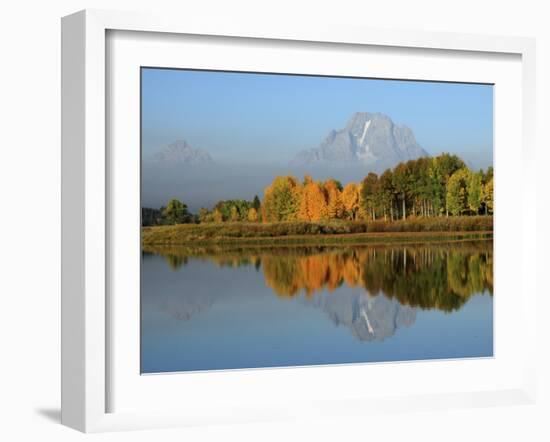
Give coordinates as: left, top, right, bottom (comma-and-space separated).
291, 112, 429, 169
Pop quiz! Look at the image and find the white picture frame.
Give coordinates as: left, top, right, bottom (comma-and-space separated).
61, 9, 538, 433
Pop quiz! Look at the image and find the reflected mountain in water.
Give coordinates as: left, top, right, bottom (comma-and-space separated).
142, 241, 492, 343
308, 289, 416, 342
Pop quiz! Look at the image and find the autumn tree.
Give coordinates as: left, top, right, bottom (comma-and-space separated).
198, 207, 213, 223
467, 171, 483, 214
247, 207, 259, 222
230, 206, 239, 222
212, 208, 223, 223
481, 167, 494, 215
324, 178, 344, 219
482, 177, 494, 214
342, 183, 360, 220
299, 178, 328, 221
262, 175, 301, 222
434, 153, 466, 216
446, 168, 470, 216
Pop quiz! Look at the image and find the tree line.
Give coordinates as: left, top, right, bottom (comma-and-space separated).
142, 153, 493, 226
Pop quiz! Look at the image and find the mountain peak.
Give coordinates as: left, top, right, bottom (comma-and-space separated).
154, 140, 214, 165
291, 112, 428, 170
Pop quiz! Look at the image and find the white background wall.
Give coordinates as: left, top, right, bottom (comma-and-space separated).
0, 1, 548, 441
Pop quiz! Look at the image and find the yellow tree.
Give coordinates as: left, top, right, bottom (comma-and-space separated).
297, 189, 309, 221
230, 206, 239, 222
482, 177, 494, 214
324, 179, 344, 219
299, 178, 328, 221
212, 208, 223, 223
262, 175, 302, 222
247, 207, 259, 222
342, 182, 360, 220
446, 168, 470, 216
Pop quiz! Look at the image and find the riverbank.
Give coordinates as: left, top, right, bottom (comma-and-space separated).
142, 216, 493, 246
143, 236, 493, 260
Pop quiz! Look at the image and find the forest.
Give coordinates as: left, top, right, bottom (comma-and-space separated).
142, 153, 493, 227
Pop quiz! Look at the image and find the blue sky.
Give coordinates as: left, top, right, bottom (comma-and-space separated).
141, 68, 493, 168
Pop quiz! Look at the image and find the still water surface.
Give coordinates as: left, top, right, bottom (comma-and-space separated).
141, 241, 493, 373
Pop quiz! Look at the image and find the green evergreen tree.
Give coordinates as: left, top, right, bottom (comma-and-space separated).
252, 195, 261, 211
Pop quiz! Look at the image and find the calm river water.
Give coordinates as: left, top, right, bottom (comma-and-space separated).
141, 241, 493, 373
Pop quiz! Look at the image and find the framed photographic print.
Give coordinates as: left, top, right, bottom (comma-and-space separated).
61, 9, 538, 432
139, 68, 495, 374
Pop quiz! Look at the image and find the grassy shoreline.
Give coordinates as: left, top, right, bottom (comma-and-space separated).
142, 217, 493, 247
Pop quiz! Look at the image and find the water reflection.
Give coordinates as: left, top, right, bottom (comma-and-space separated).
144, 240, 492, 313
307, 289, 417, 342
141, 240, 493, 371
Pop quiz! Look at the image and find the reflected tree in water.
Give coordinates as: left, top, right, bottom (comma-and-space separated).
144, 241, 492, 314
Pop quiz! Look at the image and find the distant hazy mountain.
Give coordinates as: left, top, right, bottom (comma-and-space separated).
291, 112, 429, 170
153, 140, 214, 165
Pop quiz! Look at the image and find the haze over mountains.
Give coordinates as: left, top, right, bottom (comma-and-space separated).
151, 112, 428, 169
153, 139, 215, 165
142, 111, 457, 210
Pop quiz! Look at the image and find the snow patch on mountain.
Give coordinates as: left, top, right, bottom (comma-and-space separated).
358, 119, 371, 146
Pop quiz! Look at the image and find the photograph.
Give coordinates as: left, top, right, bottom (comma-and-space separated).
140, 68, 494, 374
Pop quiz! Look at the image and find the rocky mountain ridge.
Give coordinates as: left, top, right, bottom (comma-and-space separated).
291, 112, 429, 169
153, 139, 214, 165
